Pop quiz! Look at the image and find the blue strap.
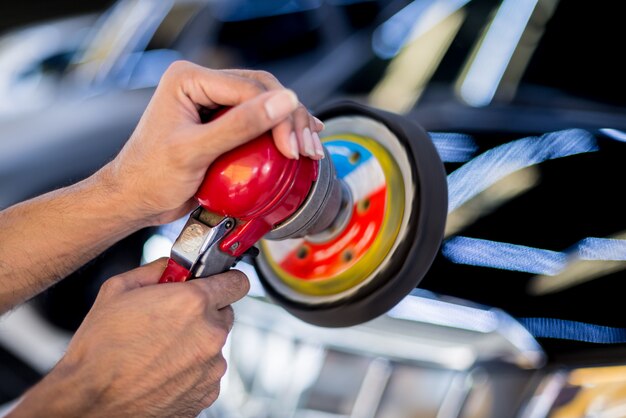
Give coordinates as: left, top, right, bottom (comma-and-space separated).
442, 236, 626, 275
430, 132, 478, 162
442, 236, 567, 275
518, 317, 626, 344
447, 129, 598, 213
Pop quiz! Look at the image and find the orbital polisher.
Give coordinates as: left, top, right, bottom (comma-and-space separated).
160, 101, 447, 327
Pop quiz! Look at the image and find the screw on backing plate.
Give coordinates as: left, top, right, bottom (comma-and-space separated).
296, 246, 309, 259
342, 249, 354, 263
229, 242, 240, 252
357, 198, 371, 213
349, 151, 361, 164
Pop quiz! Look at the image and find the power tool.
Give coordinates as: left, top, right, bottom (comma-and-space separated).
160, 101, 447, 327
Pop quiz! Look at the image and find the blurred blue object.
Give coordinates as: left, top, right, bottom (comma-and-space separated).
447, 129, 598, 213
577, 238, 626, 261
519, 317, 626, 344
0, 0, 206, 122
459, 0, 538, 106
0, 14, 96, 118
600, 128, 626, 143
430, 132, 478, 162
372, 0, 470, 59
443, 235, 626, 275
212, 0, 322, 22
443, 236, 567, 275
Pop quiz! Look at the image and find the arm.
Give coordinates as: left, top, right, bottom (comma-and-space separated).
0, 61, 324, 313
0, 168, 146, 313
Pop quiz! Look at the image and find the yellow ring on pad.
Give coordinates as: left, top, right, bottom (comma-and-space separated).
260, 133, 406, 296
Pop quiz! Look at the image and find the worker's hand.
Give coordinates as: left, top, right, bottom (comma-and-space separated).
13, 259, 248, 418
102, 61, 324, 225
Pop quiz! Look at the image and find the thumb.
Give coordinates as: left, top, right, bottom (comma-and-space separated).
98, 258, 169, 299
194, 89, 299, 157
123, 258, 170, 289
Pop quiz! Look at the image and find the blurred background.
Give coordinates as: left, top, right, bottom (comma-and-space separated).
2, 0, 626, 417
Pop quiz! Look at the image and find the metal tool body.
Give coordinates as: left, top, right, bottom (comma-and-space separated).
160, 209, 236, 282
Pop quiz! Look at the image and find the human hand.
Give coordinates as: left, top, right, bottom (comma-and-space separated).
102, 61, 324, 225
10, 259, 249, 418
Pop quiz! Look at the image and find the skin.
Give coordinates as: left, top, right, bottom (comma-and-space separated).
0, 61, 324, 417
9, 260, 247, 417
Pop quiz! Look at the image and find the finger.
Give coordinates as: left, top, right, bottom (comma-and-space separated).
313, 116, 325, 131
226, 70, 324, 134
294, 105, 313, 158
163, 62, 267, 113
310, 119, 325, 159
294, 105, 320, 159
98, 258, 168, 299
200, 382, 221, 408
193, 89, 299, 158
223, 69, 284, 91
121, 258, 170, 289
310, 113, 325, 158
269, 112, 318, 159
224, 69, 324, 160
269, 117, 298, 159
189, 269, 250, 310
218, 305, 235, 332
225, 70, 301, 158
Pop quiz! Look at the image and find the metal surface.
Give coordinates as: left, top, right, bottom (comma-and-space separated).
265, 146, 343, 240
170, 208, 217, 271
162, 207, 236, 281
194, 216, 237, 278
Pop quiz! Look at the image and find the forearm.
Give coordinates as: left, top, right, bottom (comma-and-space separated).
0, 164, 147, 313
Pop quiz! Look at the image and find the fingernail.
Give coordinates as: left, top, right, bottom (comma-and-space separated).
264, 89, 298, 121
312, 132, 325, 159
289, 131, 299, 159
313, 117, 325, 131
303, 127, 315, 157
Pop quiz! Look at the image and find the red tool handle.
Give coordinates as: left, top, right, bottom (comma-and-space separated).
159, 107, 317, 283
160, 259, 191, 283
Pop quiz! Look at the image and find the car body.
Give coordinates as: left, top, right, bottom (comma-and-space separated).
0, 14, 96, 119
